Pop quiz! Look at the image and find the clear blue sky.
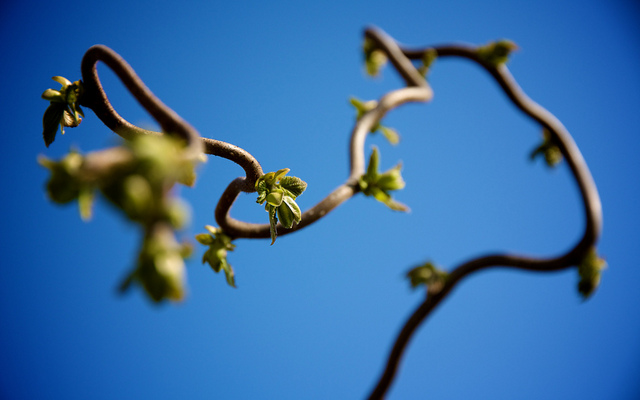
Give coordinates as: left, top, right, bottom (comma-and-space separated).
1, 0, 639, 399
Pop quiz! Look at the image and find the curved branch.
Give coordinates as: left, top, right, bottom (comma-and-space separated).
79, 45, 263, 180
80, 45, 202, 158
365, 30, 602, 399
214, 35, 433, 239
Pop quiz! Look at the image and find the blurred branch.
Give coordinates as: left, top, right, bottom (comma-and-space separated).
364, 27, 602, 399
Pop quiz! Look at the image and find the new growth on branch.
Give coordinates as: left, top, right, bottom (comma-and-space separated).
39, 26, 603, 399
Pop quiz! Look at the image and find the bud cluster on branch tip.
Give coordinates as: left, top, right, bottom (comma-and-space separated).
530, 128, 563, 167
350, 97, 400, 145
417, 49, 437, 78
195, 226, 236, 287
41, 76, 84, 147
577, 247, 607, 300
407, 261, 448, 294
40, 134, 202, 303
119, 224, 192, 303
476, 40, 518, 66
255, 168, 308, 245
363, 37, 388, 77
358, 146, 409, 212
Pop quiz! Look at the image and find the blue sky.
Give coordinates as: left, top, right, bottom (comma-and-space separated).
1, 0, 639, 399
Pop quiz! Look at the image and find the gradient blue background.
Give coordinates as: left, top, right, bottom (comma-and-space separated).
1, 1, 639, 399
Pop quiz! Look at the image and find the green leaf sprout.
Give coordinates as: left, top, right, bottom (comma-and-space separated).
119, 224, 192, 303
350, 97, 400, 145
358, 146, 408, 211
196, 225, 237, 287
363, 37, 388, 77
41, 76, 85, 147
407, 261, 448, 294
577, 247, 607, 300
255, 168, 308, 244
417, 48, 437, 78
530, 128, 563, 167
476, 40, 518, 66
40, 134, 201, 303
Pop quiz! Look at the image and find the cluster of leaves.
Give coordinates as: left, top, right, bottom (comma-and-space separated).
350, 97, 400, 145
255, 168, 308, 244
531, 128, 563, 167
196, 226, 236, 287
41, 76, 85, 147
407, 261, 449, 295
40, 134, 200, 302
476, 39, 518, 66
358, 146, 408, 211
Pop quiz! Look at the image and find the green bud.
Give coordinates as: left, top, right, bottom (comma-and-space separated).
530, 128, 563, 167
407, 261, 448, 294
198, 226, 237, 287
41, 77, 85, 146
125, 226, 188, 303
377, 164, 405, 191
477, 40, 518, 66
577, 248, 607, 299
417, 48, 437, 78
363, 38, 388, 76
255, 169, 307, 244
359, 147, 409, 212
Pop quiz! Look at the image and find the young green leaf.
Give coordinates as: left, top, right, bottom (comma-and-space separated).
577, 248, 607, 299
477, 40, 518, 66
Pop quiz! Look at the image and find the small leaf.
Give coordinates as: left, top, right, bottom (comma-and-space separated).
530, 128, 562, 167
407, 262, 448, 293
378, 126, 400, 145
280, 176, 307, 198
577, 248, 607, 299
195, 233, 214, 245
268, 205, 278, 245
273, 168, 290, 183
42, 103, 65, 147
417, 48, 437, 78
377, 164, 405, 191
220, 260, 236, 288
477, 40, 518, 66
52, 76, 72, 86
78, 186, 95, 221
41, 89, 63, 102
365, 147, 380, 181
363, 38, 388, 76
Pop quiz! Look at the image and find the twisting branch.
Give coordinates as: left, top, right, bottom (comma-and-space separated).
213, 32, 433, 239
40, 25, 603, 398
363, 27, 602, 399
